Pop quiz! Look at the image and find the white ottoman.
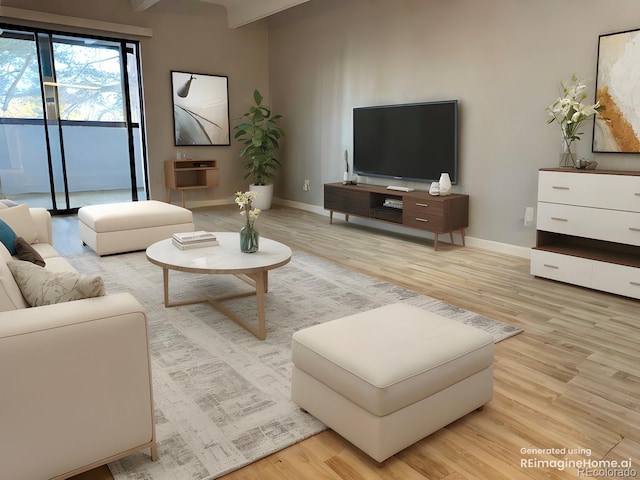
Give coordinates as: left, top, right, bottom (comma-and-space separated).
78, 200, 195, 255
291, 303, 494, 463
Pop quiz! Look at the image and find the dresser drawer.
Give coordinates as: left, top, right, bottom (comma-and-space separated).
530, 250, 593, 288
592, 262, 640, 299
537, 202, 640, 246
538, 170, 640, 212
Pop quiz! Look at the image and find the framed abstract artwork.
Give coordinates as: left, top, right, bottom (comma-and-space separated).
171, 71, 230, 146
593, 28, 640, 153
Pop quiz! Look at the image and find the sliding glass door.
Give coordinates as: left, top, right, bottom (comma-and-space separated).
0, 26, 148, 213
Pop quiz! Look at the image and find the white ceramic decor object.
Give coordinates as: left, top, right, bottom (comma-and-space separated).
438, 173, 452, 196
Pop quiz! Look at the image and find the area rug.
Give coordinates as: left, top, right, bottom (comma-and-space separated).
65, 249, 522, 480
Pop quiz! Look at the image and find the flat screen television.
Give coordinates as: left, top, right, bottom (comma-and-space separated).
353, 100, 458, 184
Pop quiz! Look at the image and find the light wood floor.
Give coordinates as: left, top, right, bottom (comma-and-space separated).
62, 204, 639, 480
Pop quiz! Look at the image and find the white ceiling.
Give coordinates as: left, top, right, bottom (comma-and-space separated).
129, 0, 309, 28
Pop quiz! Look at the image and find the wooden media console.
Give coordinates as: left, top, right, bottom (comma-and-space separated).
324, 182, 469, 250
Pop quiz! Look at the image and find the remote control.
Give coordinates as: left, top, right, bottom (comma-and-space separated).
386, 185, 415, 192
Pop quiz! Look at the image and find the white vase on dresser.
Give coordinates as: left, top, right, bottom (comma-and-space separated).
530, 168, 640, 299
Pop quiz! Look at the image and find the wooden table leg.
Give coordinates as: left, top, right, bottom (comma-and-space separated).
160, 268, 271, 341
163, 267, 170, 307
255, 271, 267, 340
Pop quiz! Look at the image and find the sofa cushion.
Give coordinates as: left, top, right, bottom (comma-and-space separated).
14, 237, 46, 267
31, 243, 61, 260
0, 220, 18, 255
39, 256, 78, 274
7, 260, 106, 307
0, 204, 39, 244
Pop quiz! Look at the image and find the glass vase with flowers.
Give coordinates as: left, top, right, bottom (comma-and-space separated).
235, 191, 261, 253
546, 75, 604, 168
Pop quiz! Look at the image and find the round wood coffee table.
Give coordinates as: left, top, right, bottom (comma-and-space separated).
146, 232, 292, 340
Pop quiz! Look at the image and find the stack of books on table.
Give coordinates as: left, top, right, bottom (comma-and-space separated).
172, 231, 219, 249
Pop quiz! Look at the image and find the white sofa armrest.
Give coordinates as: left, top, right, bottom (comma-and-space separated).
0, 293, 156, 480
29, 207, 53, 245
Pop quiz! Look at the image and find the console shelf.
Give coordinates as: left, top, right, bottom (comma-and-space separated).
324, 182, 469, 250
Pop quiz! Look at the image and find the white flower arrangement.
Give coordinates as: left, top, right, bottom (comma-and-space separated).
546, 75, 604, 166
234, 191, 261, 227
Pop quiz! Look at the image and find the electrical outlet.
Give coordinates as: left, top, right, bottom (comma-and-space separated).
524, 207, 534, 227
303, 179, 310, 191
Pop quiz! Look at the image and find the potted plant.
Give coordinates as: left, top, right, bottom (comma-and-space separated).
234, 89, 284, 210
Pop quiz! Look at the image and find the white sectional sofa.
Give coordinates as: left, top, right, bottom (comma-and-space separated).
0, 205, 157, 480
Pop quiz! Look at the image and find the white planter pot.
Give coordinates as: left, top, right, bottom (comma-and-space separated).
250, 184, 274, 210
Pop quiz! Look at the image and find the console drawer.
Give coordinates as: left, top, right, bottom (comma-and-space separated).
402, 194, 468, 233
403, 198, 444, 217
403, 214, 445, 231
403, 197, 444, 230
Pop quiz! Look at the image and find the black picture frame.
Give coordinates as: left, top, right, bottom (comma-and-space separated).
171, 71, 230, 146
593, 28, 640, 153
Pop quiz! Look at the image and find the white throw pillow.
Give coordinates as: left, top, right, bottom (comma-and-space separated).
0, 204, 39, 244
0, 261, 29, 311
7, 260, 106, 307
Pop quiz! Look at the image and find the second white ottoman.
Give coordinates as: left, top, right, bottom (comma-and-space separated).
291, 303, 494, 463
78, 200, 195, 255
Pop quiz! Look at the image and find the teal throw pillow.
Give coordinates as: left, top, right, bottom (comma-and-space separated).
0, 219, 17, 255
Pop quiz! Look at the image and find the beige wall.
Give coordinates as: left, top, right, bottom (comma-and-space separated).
268, 0, 640, 248
1, 0, 270, 206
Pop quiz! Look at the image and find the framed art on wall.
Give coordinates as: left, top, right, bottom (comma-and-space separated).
593, 28, 640, 153
171, 71, 230, 146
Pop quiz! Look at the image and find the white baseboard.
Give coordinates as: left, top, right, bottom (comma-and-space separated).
183, 198, 235, 209
275, 197, 326, 215
464, 237, 531, 259
274, 198, 532, 259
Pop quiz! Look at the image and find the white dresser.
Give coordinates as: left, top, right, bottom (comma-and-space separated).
531, 168, 640, 299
